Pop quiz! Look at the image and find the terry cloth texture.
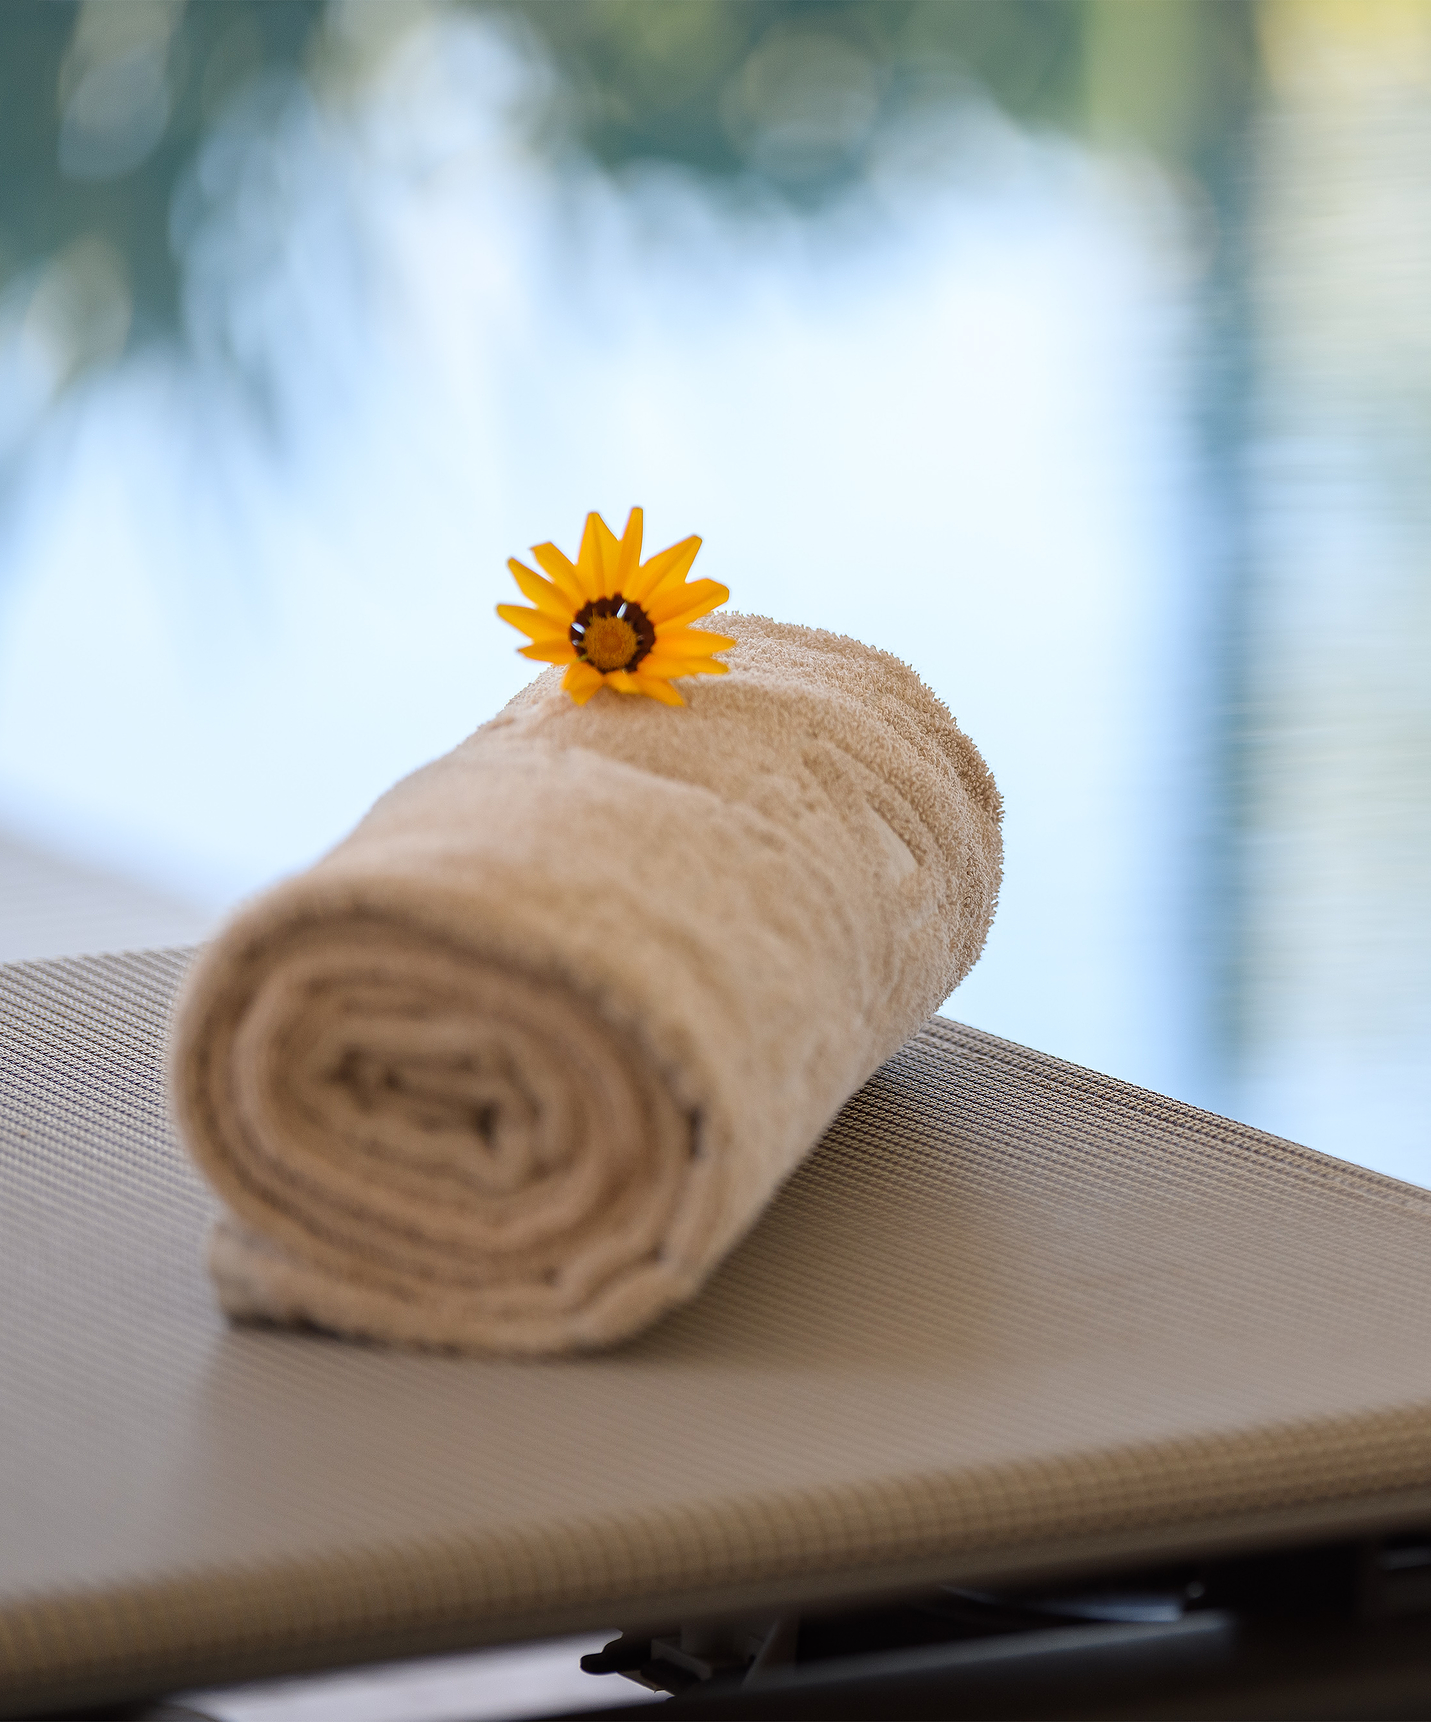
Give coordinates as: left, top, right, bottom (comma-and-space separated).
170, 615, 1003, 1355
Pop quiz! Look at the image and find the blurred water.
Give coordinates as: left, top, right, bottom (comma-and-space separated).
0, 7, 1426, 1180
1233, 0, 1431, 1178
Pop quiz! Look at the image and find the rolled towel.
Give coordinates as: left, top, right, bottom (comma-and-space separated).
171, 613, 1002, 1354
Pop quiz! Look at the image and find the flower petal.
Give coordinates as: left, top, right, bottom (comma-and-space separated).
576, 512, 618, 600
531, 543, 588, 610
645, 578, 729, 627
604, 669, 642, 696
615, 506, 643, 594
626, 534, 701, 603
497, 602, 569, 642
643, 655, 730, 679
507, 559, 572, 621
597, 513, 624, 592
563, 661, 604, 704
631, 672, 686, 706
650, 626, 737, 656
519, 641, 577, 663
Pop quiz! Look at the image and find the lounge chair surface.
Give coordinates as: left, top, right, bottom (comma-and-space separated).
5, 948, 1431, 1717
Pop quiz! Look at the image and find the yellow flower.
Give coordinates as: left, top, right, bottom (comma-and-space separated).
498, 508, 735, 707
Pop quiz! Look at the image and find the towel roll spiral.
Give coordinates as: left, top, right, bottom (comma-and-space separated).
171, 614, 1002, 1354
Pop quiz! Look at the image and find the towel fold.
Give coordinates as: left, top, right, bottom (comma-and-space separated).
170, 614, 1002, 1354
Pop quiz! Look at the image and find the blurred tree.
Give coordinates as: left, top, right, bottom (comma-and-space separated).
1, 3, 323, 361
510, 0, 1090, 184
0, 0, 1262, 381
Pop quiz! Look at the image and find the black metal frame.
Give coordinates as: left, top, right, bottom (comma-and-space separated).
563, 1530, 1431, 1720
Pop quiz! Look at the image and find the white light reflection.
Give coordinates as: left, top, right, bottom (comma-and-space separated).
172, 1634, 659, 1722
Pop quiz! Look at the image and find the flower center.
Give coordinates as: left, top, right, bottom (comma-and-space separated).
570, 595, 656, 673
582, 615, 638, 671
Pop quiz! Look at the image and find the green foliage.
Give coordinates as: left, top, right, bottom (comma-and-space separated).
0, 0, 1263, 369
502, 0, 1089, 180
1, 2, 323, 345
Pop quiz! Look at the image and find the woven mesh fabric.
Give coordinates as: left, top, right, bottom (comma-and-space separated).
0, 830, 216, 963
5, 950, 1431, 1714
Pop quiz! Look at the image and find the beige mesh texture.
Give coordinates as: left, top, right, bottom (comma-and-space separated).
5, 949, 1431, 1716
0, 827, 217, 963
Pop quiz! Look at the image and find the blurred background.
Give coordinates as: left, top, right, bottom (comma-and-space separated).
0, 0, 1427, 1182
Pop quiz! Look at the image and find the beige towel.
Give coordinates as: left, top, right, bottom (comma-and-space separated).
170, 614, 1002, 1355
